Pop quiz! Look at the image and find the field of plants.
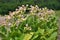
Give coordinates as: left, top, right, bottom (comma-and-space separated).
0, 5, 58, 40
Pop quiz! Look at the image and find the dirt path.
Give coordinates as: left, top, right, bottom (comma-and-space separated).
0, 16, 6, 25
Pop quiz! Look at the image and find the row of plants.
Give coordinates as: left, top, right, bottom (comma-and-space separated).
0, 5, 58, 40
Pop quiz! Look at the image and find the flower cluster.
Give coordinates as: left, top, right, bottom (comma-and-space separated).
4, 5, 54, 26
0, 5, 55, 27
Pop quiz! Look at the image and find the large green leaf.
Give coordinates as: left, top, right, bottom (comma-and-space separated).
24, 32, 34, 40
46, 32, 57, 40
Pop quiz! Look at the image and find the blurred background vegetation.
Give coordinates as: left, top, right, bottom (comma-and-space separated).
0, 0, 60, 15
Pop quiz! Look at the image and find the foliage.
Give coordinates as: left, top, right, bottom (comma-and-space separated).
0, 5, 58, 40
0, 0, 60, 15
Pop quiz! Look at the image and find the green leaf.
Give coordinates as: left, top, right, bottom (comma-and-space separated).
46, 32, 57, 40
37, 28, 44, 35
31, 34, 38, 40
24, 32, 34, 40
46, 28, 54, 35
19, 34, 25, 40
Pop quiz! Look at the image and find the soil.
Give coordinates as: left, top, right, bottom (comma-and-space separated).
0, 16, 6, 25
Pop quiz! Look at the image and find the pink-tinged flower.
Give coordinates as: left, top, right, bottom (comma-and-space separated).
38, 13, 42, 16
7, 16, 11, 19
12, 12, 15, 15
19, 7, 24, 11
31, 7, 35, 10
47, 10, 53, 15
9, 11, 14, 16
9, 11, 12, 14
50, 9, 55, 13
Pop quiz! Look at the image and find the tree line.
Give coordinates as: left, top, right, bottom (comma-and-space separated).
0, 0, 60, 15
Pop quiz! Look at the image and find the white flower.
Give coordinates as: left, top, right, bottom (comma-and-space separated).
24, 26, 32, 30
15, 11, 20, 14
26, 24, 28, 27
21, 18, 27, 21
30, 10, 33, 13
42, 8, 45, 10
15, 8, 18, 11
30, 5, 33, 8
21, 15, 25, 18
38, 13, 42, 16
22, 5, 25, 7
39, 8, 41, 10
8, 23, 11, 26
12, 12, 16, 15
35, 5, 39, 8
26, 4, 29, 7
44, 7, 47, 10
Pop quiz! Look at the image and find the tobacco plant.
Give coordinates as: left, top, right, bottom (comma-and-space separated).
0, 5, 58, 40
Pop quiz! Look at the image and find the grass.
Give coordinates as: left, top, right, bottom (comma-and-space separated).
55, 10, 60, 24
55, 10, 60, 40
55, 10, 60, 17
